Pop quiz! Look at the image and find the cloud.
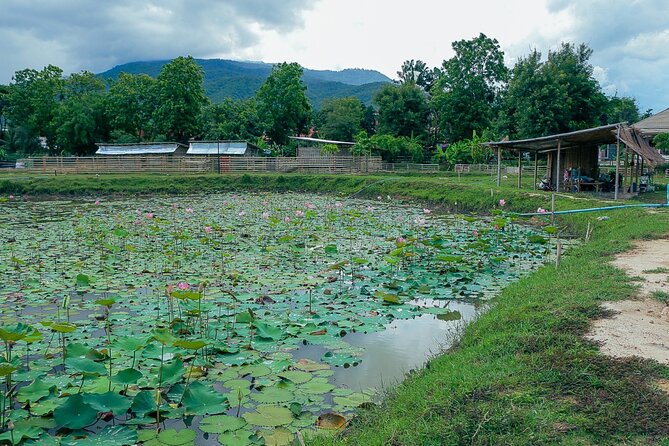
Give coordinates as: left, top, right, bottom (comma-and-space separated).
541, 0, 669, 113
0, 0, 317, 83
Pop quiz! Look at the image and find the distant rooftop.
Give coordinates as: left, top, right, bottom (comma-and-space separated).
95, 142, 186, 155
187, 141, 258, 155
289, 136, 355, 146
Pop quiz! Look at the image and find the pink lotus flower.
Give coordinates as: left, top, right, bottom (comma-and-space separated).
367, 206, 374, 211
396, 236, 406, 244
499, 199, 506, 207
335, 202, 343, 208
295, 210, 305, 217
145, 213, 154, 219
377, 196, 383, 200
284, 216, 291, 223
204, 226, 213, 233
95, 199, 101, 205
186, 208, 193, 213
9, 194, 14, 200
304, 202, 316, 210
423, 208, 432, 214
166, 284, 174, 294
261, 212, 270, 219
473, 230, 480, 237
537, 207, 548, 214
177, 282, 189, 291
134, 218, 141, 225
135, 209, 141, 215
239, 211, 247, 217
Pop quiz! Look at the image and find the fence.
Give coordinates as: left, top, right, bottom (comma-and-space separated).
381, 162, 440, 172
15, 156, 383, 175
454, 163, 549, 177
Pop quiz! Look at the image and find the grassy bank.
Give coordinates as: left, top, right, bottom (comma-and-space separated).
2, 173, 669, 444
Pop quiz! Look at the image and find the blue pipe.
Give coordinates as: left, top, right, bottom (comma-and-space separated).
517, 187, 669, 217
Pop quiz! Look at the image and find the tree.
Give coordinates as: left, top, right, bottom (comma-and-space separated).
316, 97, 364, 141
6, 65, 64, 153
153, 56, 208, 143
256, 62, 311, 145
653, 133, 669, 154
53, 71, 108, 155
603, 96, 641, 125
499, 44, 607, 139
431, 33, 508, 142
201, 98, 263, 141
397, 59, 437, 91
106, 73, 157, 142
373, 83, 429, 140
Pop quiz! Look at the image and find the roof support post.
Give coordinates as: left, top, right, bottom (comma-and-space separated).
615, 125, 621, 200
517, 150, 522, 189
533, 151, 539, 190
556, 139, 562, 193
496, 147, 502, 187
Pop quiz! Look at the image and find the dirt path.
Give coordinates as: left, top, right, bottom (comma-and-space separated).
587, 239, 669, 364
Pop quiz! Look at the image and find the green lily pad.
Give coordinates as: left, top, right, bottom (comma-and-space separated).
16, 379, 54, 403
54, 394, 99, 429
198, 414, 247, 434
250, 387, 294, 404
182, 381, 229, 415
83, 391, 132, 416
61, 425, 138, 446
242, 405, 294, 427
277, 370, 312, 384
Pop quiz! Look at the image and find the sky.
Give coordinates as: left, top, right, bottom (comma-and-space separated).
1, 0, 667, 114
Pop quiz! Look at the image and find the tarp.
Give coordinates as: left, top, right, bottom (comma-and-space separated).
96, 143, 183, 155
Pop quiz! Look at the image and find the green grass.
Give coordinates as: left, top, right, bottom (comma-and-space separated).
642, 267, 669, 274
2, 172, 669, 445
651, 291, 669, 305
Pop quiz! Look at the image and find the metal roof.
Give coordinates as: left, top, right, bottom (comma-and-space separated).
95, 143, 185, 155
187, 141, 254, 155
289, 136, 355, 146
486, 123, 664, 165
486, 124, 622, 152
632, 108, 669, 138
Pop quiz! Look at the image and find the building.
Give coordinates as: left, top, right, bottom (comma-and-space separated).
186, 141, 261, 157
95, 142, 188, 156
487, 123, 664, 199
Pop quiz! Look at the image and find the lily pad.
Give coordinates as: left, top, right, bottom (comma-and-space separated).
198, 414, 247, 434
242, 405, 294, 427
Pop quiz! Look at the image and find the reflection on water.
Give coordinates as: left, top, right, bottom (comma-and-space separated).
293, 300, 480, 392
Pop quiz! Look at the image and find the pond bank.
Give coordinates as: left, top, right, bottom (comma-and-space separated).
3, 174, 669, 444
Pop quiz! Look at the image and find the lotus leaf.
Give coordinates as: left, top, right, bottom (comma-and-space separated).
53, 394, 99, 429
242, 405, 294, 427
198, 414, 247, 434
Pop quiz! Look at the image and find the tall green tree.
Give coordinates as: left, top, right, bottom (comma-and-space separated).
106, 73, 157, 142
316, 97, 364, 141
6, 65, 64, 153
256, 62, 311, 145
201, 98, 263, 141
373, 83, 429, 140
603, 95, 641, 125
53, 71, 108, 155
431, 33, 508, 142
397, 59, 438, 91
498, 43, 607, 139
153, 56, 208, 143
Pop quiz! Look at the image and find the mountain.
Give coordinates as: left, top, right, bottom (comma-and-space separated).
98, 59, 393, 109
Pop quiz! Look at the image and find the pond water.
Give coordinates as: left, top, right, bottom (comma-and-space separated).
0, 193, 556, 445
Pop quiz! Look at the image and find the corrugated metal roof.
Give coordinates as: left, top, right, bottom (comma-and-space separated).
633, 108, 669, 137
187, 141, 250, 155
289, 136, 355, 146
96, 143, 183, 155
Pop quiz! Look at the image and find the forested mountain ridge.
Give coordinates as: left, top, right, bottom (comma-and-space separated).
98, 59, 391, 108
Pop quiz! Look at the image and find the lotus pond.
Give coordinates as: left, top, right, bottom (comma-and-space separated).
0, 193, 559, 445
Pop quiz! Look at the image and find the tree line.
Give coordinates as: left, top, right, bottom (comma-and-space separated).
0, 35, 654, 163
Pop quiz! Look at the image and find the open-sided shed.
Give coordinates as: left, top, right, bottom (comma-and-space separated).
487, 124, 664, 199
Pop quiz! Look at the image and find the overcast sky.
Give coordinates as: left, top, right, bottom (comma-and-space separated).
1, 0, 667, 113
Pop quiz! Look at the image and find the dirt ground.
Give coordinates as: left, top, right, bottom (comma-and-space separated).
587, 239, 669, 365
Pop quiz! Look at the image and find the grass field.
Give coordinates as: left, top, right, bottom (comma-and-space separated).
2, 172, 669, 445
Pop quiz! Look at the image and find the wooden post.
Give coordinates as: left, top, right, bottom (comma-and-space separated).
614, 125, 621, 200
517, 150, 522, 188
496, 147, 502, 187
556, 139, 562, 192
533, 151, 539, 190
